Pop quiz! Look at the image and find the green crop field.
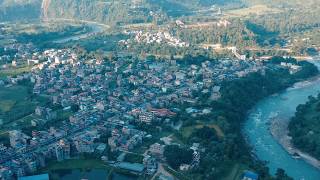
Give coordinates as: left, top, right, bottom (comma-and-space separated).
0, 85, 49, 128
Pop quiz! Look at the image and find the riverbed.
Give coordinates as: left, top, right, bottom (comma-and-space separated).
52, 20, 106, 44
244, 61, 320, 180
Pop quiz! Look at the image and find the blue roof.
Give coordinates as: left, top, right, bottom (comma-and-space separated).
243, 171, 258, 180
118, 162, 144, 172
18, 174, 49, 180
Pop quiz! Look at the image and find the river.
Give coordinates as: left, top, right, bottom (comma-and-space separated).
52, 20, 107, 44
244, 61, 320, 180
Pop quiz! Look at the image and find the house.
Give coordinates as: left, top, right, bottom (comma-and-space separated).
143, 155, 157, 175
242, 171, 259, 180
138, 112, 154, 124
179, 164, 190, 171
159, 174, 174, 180
116, 162, 145, 175
18, 173, 49, 180
149, 143, 164, 159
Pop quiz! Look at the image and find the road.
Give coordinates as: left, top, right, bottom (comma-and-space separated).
151, 163, 174, 180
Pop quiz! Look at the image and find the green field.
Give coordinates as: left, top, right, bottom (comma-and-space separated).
0, 85, 31, 112
0, 66, 32, 78
43, 158, 109, 171
0, 85, 49, 128
180, 123, 225, 139
224, 5, 282, 18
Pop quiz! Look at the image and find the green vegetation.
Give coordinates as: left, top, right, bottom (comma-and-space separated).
124, 153, 144, 164
0, 66, 32, 78
168, 57, 317, 179
164, 145, 194, 169
289, 94, 320, 160
43, 158, 108, 171
0, 85, 35, 123
14, 24, 91, 49
0, 83, 50, 131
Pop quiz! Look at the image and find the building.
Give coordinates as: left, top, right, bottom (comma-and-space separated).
55, 139, 70, 162
0, 168, 13, 180
143, 155, 157, 175
138, 112, 154, 124
9, 130, 29, 149
27, 160, 37, 173
116, 162, 145, 175
242, 171, 259, 180
18, 173, 49, 180
149, 143, 164, 159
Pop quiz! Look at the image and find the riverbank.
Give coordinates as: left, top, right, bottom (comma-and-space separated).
270, 116, 320, 169
244, 60, 320, 179
269, 75, 320, 170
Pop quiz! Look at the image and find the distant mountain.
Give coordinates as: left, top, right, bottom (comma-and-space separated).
0, 0, 319, 23
0, 0, 41, 21
0, 0, 244, 23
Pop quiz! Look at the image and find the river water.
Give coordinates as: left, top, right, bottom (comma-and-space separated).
244, 61, 320, 180
52, 22, 105, 44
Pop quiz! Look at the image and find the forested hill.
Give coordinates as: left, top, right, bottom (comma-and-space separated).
0, 0, 41, 21
0, 0, 319, 24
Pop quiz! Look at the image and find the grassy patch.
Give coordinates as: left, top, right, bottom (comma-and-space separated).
180, 123, 224, 139
124, 153, 144, 164
221, 163, 247, 180
42, 158, 109, 172
163, 165, 191, 180
0, 100, 16, 112
0, 85, 49, 129
0, 66, 32, 78
225, 5, 281, 18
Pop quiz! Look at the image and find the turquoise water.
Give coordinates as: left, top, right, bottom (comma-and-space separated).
244, 62, 320, 180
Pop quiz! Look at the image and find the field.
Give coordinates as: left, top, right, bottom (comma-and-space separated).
222, 163, 248, 180
43, 158, 109, 171
0, 66, 32, 78
0, 85, 30, 113
0, 84, 49, 128
224, 5, 281, 18
180, 122, 225, 139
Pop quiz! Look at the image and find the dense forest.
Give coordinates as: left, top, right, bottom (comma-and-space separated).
289, 94, 320, 160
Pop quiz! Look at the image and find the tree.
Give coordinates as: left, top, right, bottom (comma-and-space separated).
275, 168, 293, 180
164, 145, 193, 169
193, 126, 218, 141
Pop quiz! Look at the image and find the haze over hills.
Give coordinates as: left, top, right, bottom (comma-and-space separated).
0, 0, 319, 23
0, 0, 41, 21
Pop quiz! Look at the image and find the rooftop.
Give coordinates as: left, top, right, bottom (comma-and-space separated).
18, 174, 49, 180
117, 162, 145, 172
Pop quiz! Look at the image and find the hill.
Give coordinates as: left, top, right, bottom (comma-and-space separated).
0, 0, 319, 24
0, 0, 41, 21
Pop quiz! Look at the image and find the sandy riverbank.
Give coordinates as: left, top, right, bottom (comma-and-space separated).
269, 116, 320, 169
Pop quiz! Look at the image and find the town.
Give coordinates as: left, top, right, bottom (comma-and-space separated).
0, 46, 273, 180
1, 1, 319, 179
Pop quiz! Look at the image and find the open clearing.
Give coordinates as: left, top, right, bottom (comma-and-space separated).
181, 123, 225, 139
225, 5, 282, 18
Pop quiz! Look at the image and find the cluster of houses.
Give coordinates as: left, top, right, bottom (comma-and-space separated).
30, 49, 265, 123
176, 19, 231, 29
120, 30, 190, 47
280, 62, 302, 74
0, 48, 267, 179
0, 43, 40, 68
0, 106, 147, 179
